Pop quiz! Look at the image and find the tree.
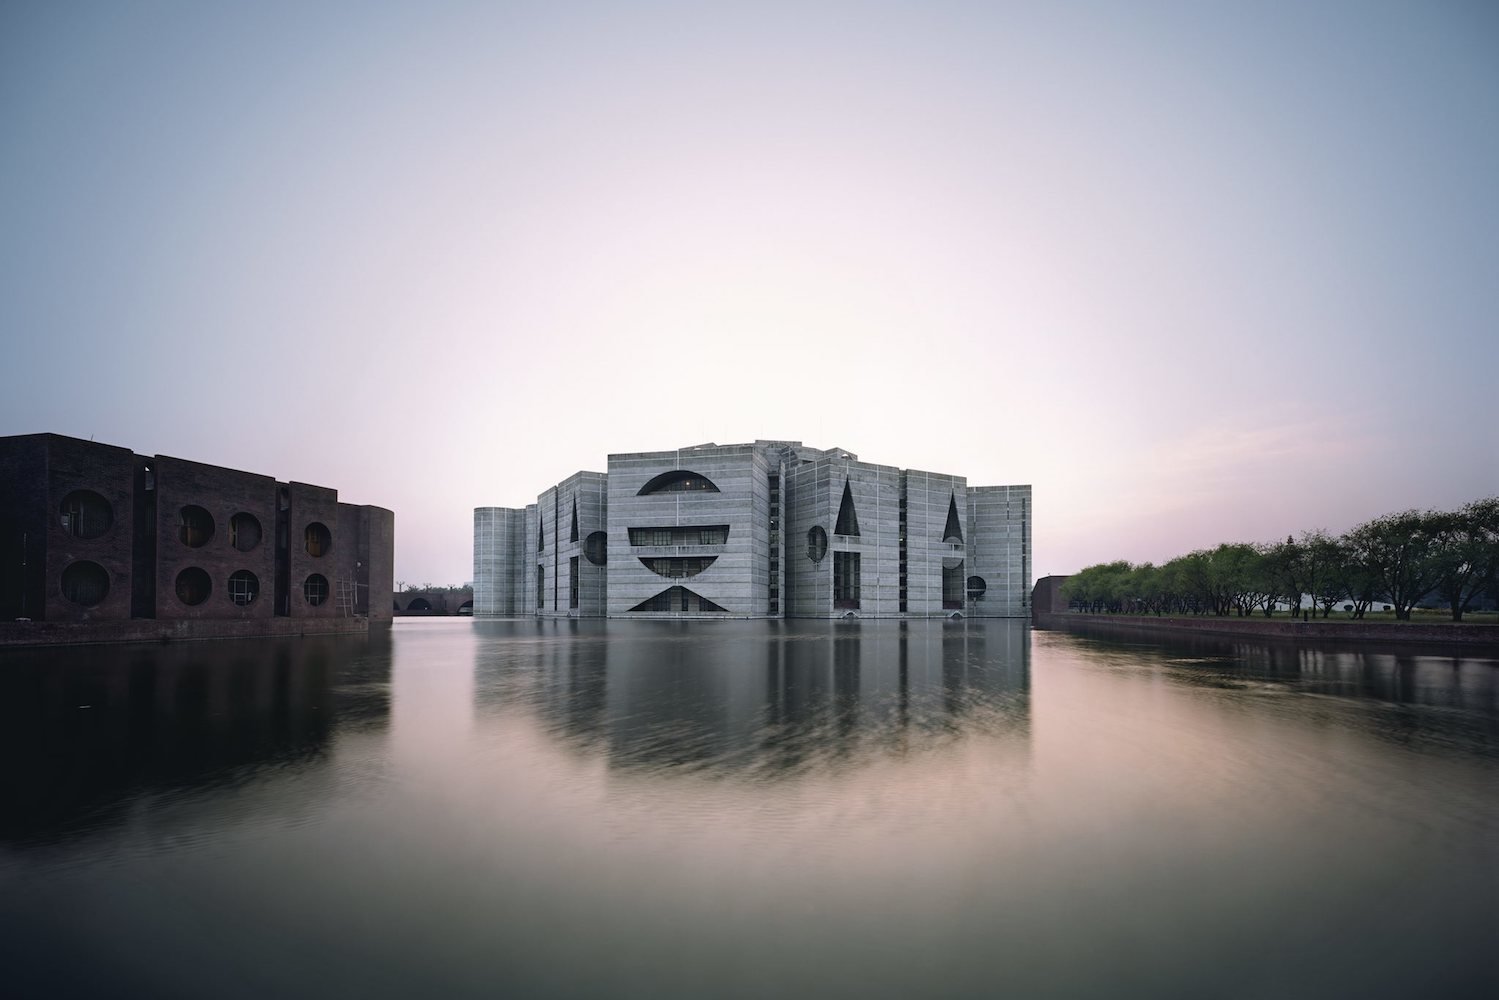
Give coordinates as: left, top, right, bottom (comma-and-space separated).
1345, 510, 1446, 620
1274, 530, 1346, 619
1429, 498, 1499, 621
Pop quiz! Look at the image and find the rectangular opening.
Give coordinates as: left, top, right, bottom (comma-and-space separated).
833, 550, 861, 610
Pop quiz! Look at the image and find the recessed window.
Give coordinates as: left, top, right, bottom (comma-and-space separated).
230, 512, 262, 552
59, 490, 113, 539
176, 566, 211, 606
228, 570, 260, 606
60, 560, 109, 606
943, 493, 964, 543
639, 556, 718, 578
807, 526, 828, 563
833, 551, 861, 609
835, 481, 860, 536
304, 522, 331, 557
967, 575, 987, 600
942, 561, 965, 609
179, 506, 214, 547
303, 573, 329, 606
584, 531, 608, 566
637, 470, 721, 495
627, 525, 729, 546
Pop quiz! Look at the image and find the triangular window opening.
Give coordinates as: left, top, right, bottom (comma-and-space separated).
835, 480, 860, 537
943, 493, 964, 544
570, 498, 579, 542
537, 516, 545, 552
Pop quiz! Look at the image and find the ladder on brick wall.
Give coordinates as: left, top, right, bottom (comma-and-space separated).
335, 578, 357, 617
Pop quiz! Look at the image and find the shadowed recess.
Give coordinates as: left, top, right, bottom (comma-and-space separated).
629, 586, 729, 612
637, 471, 721, 495
638, 556, 718, 579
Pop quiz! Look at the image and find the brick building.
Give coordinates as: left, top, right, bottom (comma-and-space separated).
0, 434, 393, 625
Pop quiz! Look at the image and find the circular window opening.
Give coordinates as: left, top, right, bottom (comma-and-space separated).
59, 490, 113, 539
305, 522, 331, 557
303, 573, 329, 606
230, 512, 262, 552
179, 506, 215, 547
60, 560, 110, 606
176, 567, 212, 606
967, 575, 987, 600
584, 530, 608, 566
807, 526, 828, 563
228, 570, 260, 606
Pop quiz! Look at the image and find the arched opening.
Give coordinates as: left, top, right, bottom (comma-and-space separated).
406, 596, 432, 612
967, 575, 987, 601
458, 600, 473, 615
59, 491, 113, 539
637, 470, 720, 495
942, 557, 964, 609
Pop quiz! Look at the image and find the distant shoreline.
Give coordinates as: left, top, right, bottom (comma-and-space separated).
1033, 611, 1499, 651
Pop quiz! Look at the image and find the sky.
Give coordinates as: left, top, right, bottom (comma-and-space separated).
3, 0, 1496, 585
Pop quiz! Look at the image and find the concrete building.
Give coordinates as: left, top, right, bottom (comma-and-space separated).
0, 433, 393, 628
474, 440, 1030, 619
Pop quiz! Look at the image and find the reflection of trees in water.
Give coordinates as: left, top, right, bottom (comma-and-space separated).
477, 619, 1031, 778
0, 632, 392, 846
1058, 626, 1499, 752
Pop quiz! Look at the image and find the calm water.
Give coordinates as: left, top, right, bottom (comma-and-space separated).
2, 619, 1496, 999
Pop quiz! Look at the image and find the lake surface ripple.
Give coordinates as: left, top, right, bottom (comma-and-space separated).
2, 619, 1495, 998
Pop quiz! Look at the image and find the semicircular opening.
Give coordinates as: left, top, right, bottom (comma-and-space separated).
639, 556, 718, 579
637, 470, 721, 495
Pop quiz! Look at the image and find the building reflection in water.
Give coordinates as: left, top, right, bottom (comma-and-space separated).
0, 630, 392, 846
471, 618, 1031, 777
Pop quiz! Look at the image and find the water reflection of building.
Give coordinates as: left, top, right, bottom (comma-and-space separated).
471, 620, 1031, 775
0, 631, 392, 845
474, 440, 1031, 620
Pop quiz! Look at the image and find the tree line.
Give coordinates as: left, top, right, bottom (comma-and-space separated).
1062, 498, 1499, 622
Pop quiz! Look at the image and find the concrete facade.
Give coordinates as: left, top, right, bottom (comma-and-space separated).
0, 433, 393, 627
475, 440, 1031, 619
